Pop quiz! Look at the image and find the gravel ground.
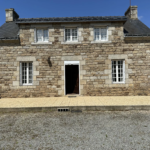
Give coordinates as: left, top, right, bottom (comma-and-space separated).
0, 111, 150, 150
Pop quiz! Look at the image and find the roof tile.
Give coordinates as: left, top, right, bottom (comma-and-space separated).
16, 16, 127, 23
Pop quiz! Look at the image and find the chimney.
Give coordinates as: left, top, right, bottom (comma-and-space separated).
125, 6, 138, 19
5, 8, 19, 22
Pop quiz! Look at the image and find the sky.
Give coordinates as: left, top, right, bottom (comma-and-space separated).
0, 0, 150, 28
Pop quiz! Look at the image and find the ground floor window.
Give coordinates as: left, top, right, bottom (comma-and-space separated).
112, 60, 125, 83
20, 62, 33, 85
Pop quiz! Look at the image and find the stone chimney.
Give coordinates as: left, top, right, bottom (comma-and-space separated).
125, 6, 138, 19
5, 8, 19, 22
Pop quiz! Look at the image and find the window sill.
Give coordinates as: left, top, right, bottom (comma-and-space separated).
112, 82, 125, 84
21, 84, 33, 86
61, 41, 81, 44
31, 42, 52, 45
91, 41, 111, 43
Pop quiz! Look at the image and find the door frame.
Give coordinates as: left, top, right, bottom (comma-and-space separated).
64, 61, 80, 95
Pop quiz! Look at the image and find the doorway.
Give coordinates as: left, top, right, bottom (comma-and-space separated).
64, 61, 79, 95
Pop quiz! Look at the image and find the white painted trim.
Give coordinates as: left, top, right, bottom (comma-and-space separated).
34, 28, 37, 43
64, 63, 65, 95
116, 61, 118, 82
64, 61, 79, 65
93, 27, 95, 41
79, 62, 80, 95
19, 62, 22, 86
123, 60, 125, 83
31, 42, 52, 45
42, 30, 43, 41
21, 62, 33, 86
61, 41, 81, 44
36, 29, 49, 42
48, 28, 50, 42
77, 27, 79, 42
64, 61, 80, 95
22, 83, 33, 86
94, 27, 108, 42
63, 27, 65, 42
91, 41, 111, 43
112, 60, 125, 84
64, 28, 78, 42
107, 26, 109, 41
27, 63, 29, 85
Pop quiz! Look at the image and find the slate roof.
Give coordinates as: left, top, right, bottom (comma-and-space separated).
124, 18, 150, 36
0, 22, 19, 39
16, 16, 127, 23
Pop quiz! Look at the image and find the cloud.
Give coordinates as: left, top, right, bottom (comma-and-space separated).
138, 16, 143, 20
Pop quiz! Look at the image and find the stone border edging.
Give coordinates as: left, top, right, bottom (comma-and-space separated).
0, 105, 150, 113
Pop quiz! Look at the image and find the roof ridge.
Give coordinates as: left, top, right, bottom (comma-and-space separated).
17, 16, 126, 19
16, 16, 127, 23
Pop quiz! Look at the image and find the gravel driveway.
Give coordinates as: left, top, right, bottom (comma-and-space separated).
0, 111, 150, 150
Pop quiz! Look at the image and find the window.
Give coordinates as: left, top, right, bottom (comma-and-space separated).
36, 29, 49, 42
94, 28, 107, 41
65, 28, 78, 42
20, 62, 33, 85
112, 60, 125, 83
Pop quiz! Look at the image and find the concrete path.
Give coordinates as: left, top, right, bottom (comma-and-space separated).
0, 96, 150, 109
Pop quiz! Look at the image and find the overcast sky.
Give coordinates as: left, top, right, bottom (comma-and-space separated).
0, 0, 150, 28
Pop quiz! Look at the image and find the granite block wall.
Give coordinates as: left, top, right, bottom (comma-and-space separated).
0, 23, 150, 98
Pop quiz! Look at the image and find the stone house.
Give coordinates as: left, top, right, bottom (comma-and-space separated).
0, 6, 150, 98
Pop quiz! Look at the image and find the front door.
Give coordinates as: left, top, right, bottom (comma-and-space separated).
65, 61, 79, 95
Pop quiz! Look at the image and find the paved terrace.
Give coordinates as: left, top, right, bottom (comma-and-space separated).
0, 96, 150, 112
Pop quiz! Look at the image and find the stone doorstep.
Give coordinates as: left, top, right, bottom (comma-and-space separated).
0, 105, 150, 113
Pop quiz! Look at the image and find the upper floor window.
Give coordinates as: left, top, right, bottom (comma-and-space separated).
94, 28, 107, 41
36, 29, 49, 42
65, 28, 78, 42
112, 60, 125, 83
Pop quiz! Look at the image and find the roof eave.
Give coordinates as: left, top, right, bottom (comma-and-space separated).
124, 35, 150, 41
0, 37, 19, 40
124, 34, 150, 37
16, 20, 127, 24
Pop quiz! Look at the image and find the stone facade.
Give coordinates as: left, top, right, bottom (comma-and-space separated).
0, 22, 150, 98
19, 22, 124, 45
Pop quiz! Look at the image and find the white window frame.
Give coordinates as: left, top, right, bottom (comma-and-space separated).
94, 27, 108, 41
36, 29, 49, 43
112, 60, 125, 84
20, 62, 33, 86
64, 28, 78, 42
64, 61, 80, 95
